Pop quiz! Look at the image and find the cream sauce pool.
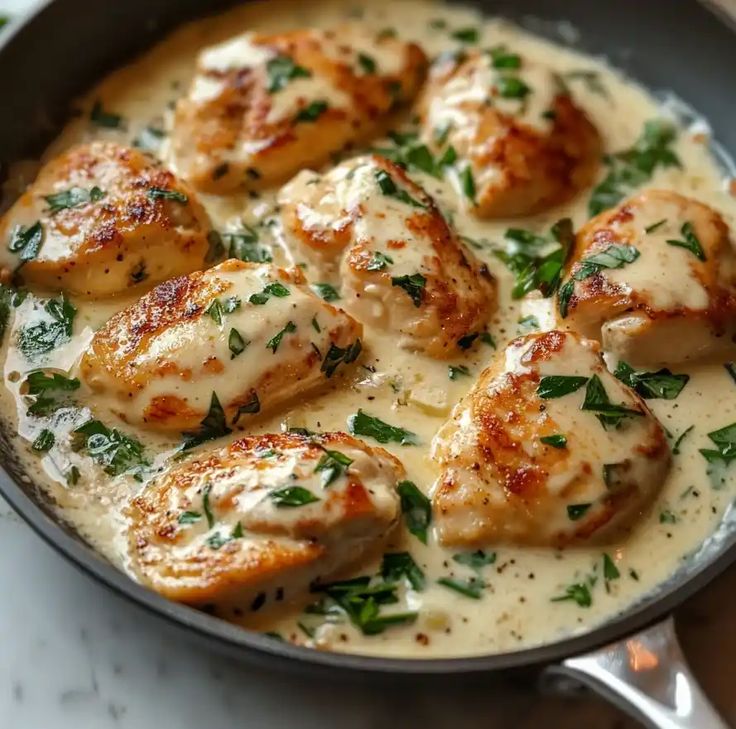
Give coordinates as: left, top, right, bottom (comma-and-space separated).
2, 0, 736, 658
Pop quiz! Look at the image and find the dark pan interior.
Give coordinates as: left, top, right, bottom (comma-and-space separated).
2, 0, 736, 676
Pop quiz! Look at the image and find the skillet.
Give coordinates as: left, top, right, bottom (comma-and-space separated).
1, 1, 735, 726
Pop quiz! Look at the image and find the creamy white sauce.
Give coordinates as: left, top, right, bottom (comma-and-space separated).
2, 0, 736, 659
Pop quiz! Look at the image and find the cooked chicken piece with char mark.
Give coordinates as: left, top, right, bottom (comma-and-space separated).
170, 26, 427, 194
278, 154, 496, 358
128, 431, 402, 607
80, 260, 362, 432
431, 330, 670, 547
417, 48, 600, 218
559, 190, 736, 364
0, 142, 215, 297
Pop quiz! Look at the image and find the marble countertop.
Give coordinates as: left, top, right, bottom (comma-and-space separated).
2, 0, 736, 726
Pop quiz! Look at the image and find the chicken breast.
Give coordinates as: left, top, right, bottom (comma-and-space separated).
559, 190, 736, 364
0, 142, 215, 297
80, 260, 363, 432
170, 27, 427, 194
431, 330, 670, 547
417, 48, 600, 218
277, 154, 497, 358
128, 431, 402, 607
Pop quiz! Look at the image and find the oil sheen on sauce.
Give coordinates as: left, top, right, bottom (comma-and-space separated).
2, 0, 736, 659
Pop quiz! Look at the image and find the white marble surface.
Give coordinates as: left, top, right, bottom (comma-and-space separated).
2, 1, 736, 727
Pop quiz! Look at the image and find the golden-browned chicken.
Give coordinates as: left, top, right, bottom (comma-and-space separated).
170, 27, 427, 194
0, 142, 215, 297
80, 259, 363, 432
277, 155, 497, 358
128, 431, 402, 607
417, 48, 600, 218
431, 330, 670, 547
558, 190, 736, 364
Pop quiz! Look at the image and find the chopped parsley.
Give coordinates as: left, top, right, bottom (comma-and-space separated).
223, 227, 273, 263
311, 283, 340, 301
659, 509, 678, 524
451, 27, 479, 43
374, 168, 425, 208
588, 120, 680, 216
147, 187, 187, 204
294, 100, 328, 123
391, 273, 426, 307
266, 55, 311, 93
381, 552, 425, 591
366, 251, 394, 271
266, 321, 296, 353
181, 392, 231, 450
559, 242, 640, 317
495, 218, 574, 300
205, 296, 240, 326
8, 221, 44, 263
72, 420, 148, 478
44, 186, 105, 214
540, 434, 567, 449
32, 429, 55, 452
90, 100, 124, 128
645, 218, 667, 234
495, 75, 531, 99
357, 52, 377, 74
488, 45, 521, 69
232, 392, 260, 423
17, 294, 76, 360
699, 422, 736, 465
437, 576, 484, 599
452, 550, 496, 571
614, 361, 689, 400
321, 339, 362, 377
24, 370, 80, 416
551, 581, 593, 608
567, 503, 591, 521
459, 164, 476, 202
536, 375, 588, 399
349, 410, 418, 446
397, 480, 431, 543
228, 328, 248, 358
603, 553, 620, 583
269, 485, 320, 508
448, 364, 470, 380
666, 221, 707, 261
310, 577, 416, 636
314, 448, 353, 487
249, 281, 290, 305
672, 425, 694, 455
581, 374, 643, 428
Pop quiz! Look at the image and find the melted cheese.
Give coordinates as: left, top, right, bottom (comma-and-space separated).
1, 0, 736, 659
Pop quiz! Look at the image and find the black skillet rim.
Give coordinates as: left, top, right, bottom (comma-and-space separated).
1, 0, 736, 675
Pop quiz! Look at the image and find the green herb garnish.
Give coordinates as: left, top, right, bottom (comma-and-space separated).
270, 486, 320, 508
182, 392, 231, 450
391, 273, 426, 307
666, 221, 706, 261
397, 480, 431, 543
321, 339, 362, 377
349, 410, 418, 446
614, 361, 689, 400
381, 552, 425, 591
537, 375, 588, 399
266, 55, 311, 93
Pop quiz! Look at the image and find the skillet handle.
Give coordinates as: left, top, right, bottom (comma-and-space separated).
540, 617, 729, 729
